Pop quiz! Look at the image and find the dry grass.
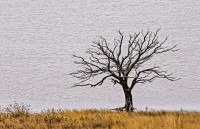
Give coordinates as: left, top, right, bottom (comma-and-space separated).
0, 104, 200, 129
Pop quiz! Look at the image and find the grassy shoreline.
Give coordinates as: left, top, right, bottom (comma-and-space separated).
0, 106, 200, 129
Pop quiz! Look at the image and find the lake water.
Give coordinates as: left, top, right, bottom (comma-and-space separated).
0, 0, 200, 112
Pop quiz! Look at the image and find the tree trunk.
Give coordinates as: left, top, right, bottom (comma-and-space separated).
124, 89, 134, 111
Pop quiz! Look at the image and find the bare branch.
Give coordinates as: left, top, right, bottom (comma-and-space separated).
70, 29, 178, 89
72, 74, 113, 87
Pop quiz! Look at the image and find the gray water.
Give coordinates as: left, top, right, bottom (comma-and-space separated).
0, 0, 200, 112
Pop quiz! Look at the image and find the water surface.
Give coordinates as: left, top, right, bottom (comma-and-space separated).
0, 0, 200, 111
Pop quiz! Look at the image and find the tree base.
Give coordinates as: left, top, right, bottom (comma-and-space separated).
111, 106, 136, 111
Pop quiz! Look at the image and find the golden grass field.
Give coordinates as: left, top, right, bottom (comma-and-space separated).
0, 103, 200, 129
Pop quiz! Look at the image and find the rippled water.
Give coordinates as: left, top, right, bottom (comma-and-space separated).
0, 0, 200, 111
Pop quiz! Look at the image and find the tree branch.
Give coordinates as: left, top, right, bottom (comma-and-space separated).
70, 29, 178, 89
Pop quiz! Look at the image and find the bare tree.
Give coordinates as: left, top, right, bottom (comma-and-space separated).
70, 29, 178, 111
